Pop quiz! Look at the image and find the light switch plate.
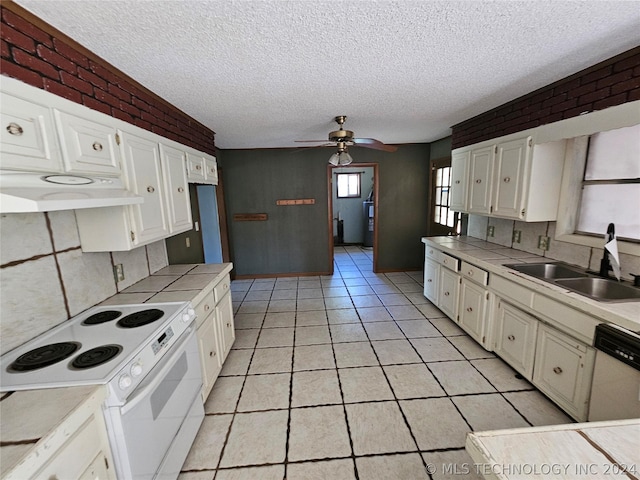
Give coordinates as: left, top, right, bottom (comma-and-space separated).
538, 235, 550, 250
487, 225, 495, 237
114, 264, 125, 282
512, 230, 522, 243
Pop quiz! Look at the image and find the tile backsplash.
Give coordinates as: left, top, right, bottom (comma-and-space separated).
467, 214, 640, 280
0, 211, 168, 353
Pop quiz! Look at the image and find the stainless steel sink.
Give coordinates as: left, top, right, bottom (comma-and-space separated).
506, 262, 589, 280
554, 278, 640, 302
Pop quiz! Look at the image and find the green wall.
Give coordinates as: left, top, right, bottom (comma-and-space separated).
220, 142, 436, 276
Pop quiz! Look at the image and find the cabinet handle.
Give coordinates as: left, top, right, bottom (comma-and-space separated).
178, 187, 184, 193
507, 335, 515, 341
209, 351, 216, 357
553, 366, 563, 375
466, 307, 473, 312
204, 304, 210, 312
210, 168, 215, 173
455, 180, 460, 184
444, 291, 450, 296
226, 322, 231, 328
6, 122, 23, 136
427, 279, 432, 283
475, 179, 482, 184
147, 186, 155, 193
503, 176, 511, 183
92, 141, 103, 151
195, 164, 202, 170
467, 270, 473, 276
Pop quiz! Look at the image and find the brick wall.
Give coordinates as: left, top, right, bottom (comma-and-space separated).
451, 47, 640, 149
0, 4, 216, 154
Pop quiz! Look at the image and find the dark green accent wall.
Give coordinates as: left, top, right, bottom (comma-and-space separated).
219, 143, 432, 276
429, 136, 452, 160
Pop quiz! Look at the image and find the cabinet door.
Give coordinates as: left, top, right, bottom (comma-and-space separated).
159, 144, 192, 233
468, 146, 494, 214
204, 155, 218, 185
121, 132, 169, 245
494, 300, 538, 379
0, 92, 62, 172
533, 324, 595, 421
459, 279, 488, 344
423, 257, 440, 304
438, 267, 459, 321
55, 110, 121, 175
492, 137, 529, 219
216, 292, 235, 362
450, 150, 470, 212
197, 314, 222, 402
186, 152, 206, 182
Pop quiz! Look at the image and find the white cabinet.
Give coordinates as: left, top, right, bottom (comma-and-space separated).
493, 300, 538, 379
449, 150, 469, 212
423, 257, 440, 304
54, 110, 121, 175
186, 151, 218, 185
0, 91, 62, 172
533, 324, 595, 421
195, 273, 235, 402
459, 278, 488, 345
438, 266, 460, 321
450, 134, 565, 221
75, 131, 193, 251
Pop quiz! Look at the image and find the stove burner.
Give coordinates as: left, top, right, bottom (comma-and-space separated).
9, 342, 81, 372
82, 310, 122, 325
70, 344, 122, 369
117, 309, 164, 328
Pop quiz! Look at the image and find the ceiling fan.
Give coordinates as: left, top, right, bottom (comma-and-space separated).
296, 116, 397, 165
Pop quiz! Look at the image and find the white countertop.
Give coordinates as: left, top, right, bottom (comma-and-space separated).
466, 419, 640, 479
422, 236, 640, 333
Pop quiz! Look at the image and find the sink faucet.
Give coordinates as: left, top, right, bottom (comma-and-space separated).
599, 223, 615, 278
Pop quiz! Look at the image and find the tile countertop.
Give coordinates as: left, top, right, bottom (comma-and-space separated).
100, 262, 234, 307
465, 418, 639, 480
0, 385, 105, 477
422, 236, 640, 333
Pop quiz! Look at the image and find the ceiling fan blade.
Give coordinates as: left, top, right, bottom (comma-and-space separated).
353, 138, 398, 152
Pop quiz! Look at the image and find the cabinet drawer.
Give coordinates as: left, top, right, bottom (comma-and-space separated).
425, 246, 442, 261
214, 275, 231, 304
194, 290, 215, 327
494, 300, 538, 379
439, 252, 460, 271
460, 261, 488, 285
490, 275, 534, 308
186, 153, 206, 181
532, 295, 600, 344
205, 156, 218, 184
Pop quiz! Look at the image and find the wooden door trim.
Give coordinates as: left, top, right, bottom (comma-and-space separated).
215, 168, 232, 264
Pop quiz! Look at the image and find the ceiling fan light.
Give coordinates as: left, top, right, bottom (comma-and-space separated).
328, 152, 340, 165
338, 151, 353, 166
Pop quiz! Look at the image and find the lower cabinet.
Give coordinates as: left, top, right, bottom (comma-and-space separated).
423, 257, 440, 304
195, 273, 235, 402
458, 278, 488, 346
533, 323, 595, 421
493, 300, 538, 379
438, 266, 460, 321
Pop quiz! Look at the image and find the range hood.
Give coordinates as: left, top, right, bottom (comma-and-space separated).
0, 171, 143, 213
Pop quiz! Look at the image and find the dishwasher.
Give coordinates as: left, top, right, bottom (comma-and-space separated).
588, 323, 640, 421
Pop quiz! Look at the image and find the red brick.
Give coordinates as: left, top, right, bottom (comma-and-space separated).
119, 101, 141, 118
528, 89, 554, 105
60, 71, 93, 95
567, 81, 596, 99
628, 87, 640, 102
596, 69, 633, 89
578, 87, 610, 106
37, 44, 76, 74
141, 110, 163, 124
132, 96, 151, 112
635, 65, 640, 76
77, 67, 107, 90
611, 76, 640, 95
107, 83, 130, 102
540, 112, 563, 124
541, 93, 567, 108
0, 59, 43, 87
553, 78, 581, 95
12, 48, 58, 79
562, 105, 592, 119
580, 65, 613, 84
1, 24, 36, 53
134, 117, 152, 130
151, 125, 169, 137
43, 77, 82, 104
593, 93, 628, 111
111, 108, 134, 124
81, 95, 111, 115
93, 88, 120, 108
52, 39, 89, 68
149, 104, 164, 120
2, 9, 53, 47
1, 39, 9, 58
529, 107, 551, 120
612, 52, 640, 73
89, 61, 119, 84
551, 98, 578, 114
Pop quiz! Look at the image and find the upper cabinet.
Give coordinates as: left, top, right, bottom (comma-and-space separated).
186, 151, 218, 185
0, 91, 62, 172
54, 110, 121, 175
450, 134, 566, 222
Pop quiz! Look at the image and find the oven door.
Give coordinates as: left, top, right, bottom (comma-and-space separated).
104, 324, 203, 480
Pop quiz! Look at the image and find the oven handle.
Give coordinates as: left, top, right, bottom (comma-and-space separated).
120, 325, 197, 415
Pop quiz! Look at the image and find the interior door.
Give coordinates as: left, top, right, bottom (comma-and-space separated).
428, 156, 459, 236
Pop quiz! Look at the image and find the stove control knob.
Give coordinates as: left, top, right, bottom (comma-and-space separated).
130, 362, 143, 377
119, 374, 132, 390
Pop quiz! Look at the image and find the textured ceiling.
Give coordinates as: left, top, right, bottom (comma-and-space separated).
14, 0, 640, 149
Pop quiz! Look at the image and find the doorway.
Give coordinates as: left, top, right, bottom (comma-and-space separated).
427, 156, 460, 236
327, 163, 379, 274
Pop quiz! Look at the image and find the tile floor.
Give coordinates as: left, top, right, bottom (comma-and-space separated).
179, 246, 573, 480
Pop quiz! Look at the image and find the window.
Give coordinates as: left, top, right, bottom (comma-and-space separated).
336, 173, 361, 198
576, 124, 640, 242
433, 165, 459, 231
